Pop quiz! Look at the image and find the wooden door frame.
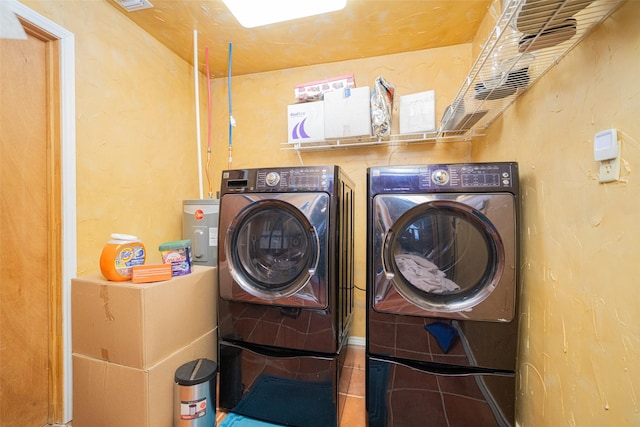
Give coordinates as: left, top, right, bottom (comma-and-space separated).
8, 1, 76, 423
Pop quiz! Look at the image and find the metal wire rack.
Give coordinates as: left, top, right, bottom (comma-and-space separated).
437, 0, 625, 135
280, 129, 482, 151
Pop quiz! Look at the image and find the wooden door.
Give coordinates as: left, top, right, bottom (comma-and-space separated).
0, 23, 63, 426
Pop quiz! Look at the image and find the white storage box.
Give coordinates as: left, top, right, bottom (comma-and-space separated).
324, 86, 371, 139
399, 90, 436, 134
287, 101, 325, 143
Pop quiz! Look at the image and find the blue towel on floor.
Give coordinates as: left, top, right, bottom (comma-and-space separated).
424, 321, 459, 353
219, 412, 284, 427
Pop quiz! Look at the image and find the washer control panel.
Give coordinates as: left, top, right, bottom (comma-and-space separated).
256, 166, 332, 191
430, 164, 510, 188
221, 166, 340, 194
370, 162, 518, 194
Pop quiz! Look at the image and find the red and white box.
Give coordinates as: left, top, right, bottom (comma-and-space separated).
294, 74, 356, 102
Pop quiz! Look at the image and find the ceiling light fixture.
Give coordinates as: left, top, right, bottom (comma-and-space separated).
222, 0, 347, 28
114, 0, 153, 12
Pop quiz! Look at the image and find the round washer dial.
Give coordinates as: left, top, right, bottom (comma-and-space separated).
431, 169, 450, 185
265, 172, 280, 187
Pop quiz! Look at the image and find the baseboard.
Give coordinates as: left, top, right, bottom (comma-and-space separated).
348, 336, 366, 347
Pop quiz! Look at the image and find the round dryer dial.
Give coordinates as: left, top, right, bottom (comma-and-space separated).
265, 172, 280, 187
431, 169, 450, 185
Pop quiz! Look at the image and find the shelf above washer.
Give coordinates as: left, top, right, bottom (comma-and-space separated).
437, 0, 625, 136
281, 129, 483, 151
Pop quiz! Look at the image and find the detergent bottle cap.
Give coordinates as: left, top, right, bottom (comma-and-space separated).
108, 233, 140, 244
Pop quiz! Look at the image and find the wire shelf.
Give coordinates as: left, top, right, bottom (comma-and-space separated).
280, 129, 483, 151
437, 0, 624, 136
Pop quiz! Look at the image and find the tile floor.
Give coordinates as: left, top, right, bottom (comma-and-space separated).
66, 346, 367, 427
216, 344, 367, 427
337, 345, 367, 427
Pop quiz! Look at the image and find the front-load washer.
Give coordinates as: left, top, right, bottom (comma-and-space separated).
366, 162, 519, 427
217, 165, 355, 427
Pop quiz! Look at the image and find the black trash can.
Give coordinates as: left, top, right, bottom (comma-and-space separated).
218, 344, 243, 410
174, 358, 217, 427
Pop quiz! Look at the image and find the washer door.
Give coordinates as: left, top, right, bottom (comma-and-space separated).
219, 193, 329, 308
372, 193, 516, 321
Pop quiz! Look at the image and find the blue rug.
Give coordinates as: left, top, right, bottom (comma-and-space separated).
219, 413, 284, 427
230, 374, 336, 427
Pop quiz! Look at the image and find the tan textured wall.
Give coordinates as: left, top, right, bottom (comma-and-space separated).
20, 2, 639, 424
472, 2, 640, 426
22, 0, 473, 339
21, 0, 472, 338
22, 0, 204, 273
209, 44, 474, 339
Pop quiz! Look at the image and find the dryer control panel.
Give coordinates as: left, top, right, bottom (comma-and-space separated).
221, 165, 337, 194
256, 166, 332, 191
369, 162, 518, 194
429, 164, 511, 188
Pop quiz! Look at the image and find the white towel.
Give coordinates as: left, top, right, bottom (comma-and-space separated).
395, 254, 460, 294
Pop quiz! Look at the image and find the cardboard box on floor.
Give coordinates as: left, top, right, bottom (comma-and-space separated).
72, 329, 217, 427
72, 265, 216, 369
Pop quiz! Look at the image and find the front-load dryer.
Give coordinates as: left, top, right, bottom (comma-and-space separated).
366, 162, 519, 427
218, 165, 355, 427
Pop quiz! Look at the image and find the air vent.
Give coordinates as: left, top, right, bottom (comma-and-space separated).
115, 0, 153, 12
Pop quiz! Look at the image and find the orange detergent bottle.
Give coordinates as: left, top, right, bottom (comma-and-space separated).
99, 233, 146, 281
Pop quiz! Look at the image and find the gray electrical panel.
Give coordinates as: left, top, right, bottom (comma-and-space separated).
182, 199, 219, 267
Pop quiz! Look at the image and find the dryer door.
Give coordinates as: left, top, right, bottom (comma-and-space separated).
219, 193, 329, 308
372, 193, 516, 321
